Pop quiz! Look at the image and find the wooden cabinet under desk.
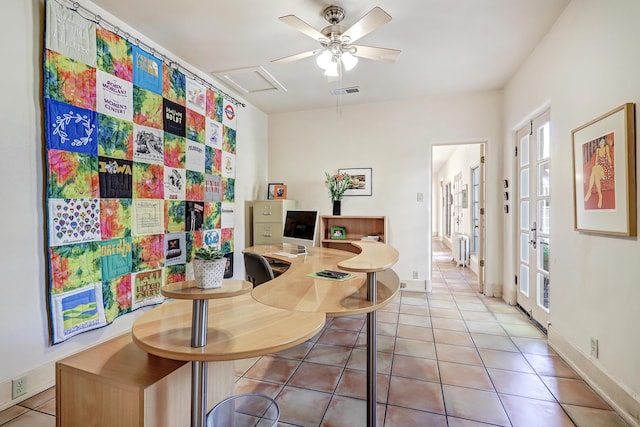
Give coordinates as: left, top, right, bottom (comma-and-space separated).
251, 199, 297, 245
56, 333, 233, 427
320, 215, 387, 253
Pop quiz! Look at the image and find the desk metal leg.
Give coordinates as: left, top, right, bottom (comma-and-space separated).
366, 271, 377, 427
191, 299, 209, 427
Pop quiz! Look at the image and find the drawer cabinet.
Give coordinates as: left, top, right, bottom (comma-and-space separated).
254, 222, 283, 245
248, 200, 296, 245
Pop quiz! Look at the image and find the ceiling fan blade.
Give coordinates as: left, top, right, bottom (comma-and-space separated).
352, 45, 401, 63
342, 7, 392, 43
271, 50, 318, 64
279, 15, 326, 41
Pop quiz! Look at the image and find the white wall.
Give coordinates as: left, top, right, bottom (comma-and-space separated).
268, 92, 503, 294
503, 1, 640, 423
0, 0, 267, 409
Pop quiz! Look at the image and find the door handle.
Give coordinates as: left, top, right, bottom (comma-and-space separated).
530, 222, 537, 249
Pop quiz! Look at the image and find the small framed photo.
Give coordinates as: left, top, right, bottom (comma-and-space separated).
267, 182, 283, 200
273, 184, 287, 199
330, 226, 347, 240
223, 252, 233, 278
339, 168, 372, 196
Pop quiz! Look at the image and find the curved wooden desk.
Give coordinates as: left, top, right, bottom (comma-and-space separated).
246, 242, 400, 427
133, 243, 399, 427
132, 293, 325, 361
158, 279, 251, 426
133, 280, 324, 427
249, 243, 400, 316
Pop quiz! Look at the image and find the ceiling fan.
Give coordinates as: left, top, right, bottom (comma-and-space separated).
272, 5, 401, 77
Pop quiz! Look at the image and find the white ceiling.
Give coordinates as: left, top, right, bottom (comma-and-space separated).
89, 0, 570, 115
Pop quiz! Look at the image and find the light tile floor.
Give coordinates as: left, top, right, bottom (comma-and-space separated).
0, 239, 630, 426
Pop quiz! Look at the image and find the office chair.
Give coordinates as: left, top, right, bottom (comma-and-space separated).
243, 252, 275, 287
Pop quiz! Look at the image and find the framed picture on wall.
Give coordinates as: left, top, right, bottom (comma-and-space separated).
571, 102, 636, 236
339, 168, 372, 196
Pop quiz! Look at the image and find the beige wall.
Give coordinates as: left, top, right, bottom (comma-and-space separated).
268, 91, 503, 294
503, 1, 640, 423
0, 0, 267, 409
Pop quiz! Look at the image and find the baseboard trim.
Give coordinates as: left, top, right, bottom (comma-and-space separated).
400, 279, 427, 292
0, 361, 56, 411
548, 326, 640, 427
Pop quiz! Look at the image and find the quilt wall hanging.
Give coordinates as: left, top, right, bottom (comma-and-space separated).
44, 0, 240, 344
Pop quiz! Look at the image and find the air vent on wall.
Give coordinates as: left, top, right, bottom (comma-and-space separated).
330, 86, 360, 96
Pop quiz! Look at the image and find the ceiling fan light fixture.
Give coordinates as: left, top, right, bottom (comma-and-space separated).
274, 5, 400, 79
316, 50, 332, 70
324, 61, 339, 77
341, 52, 358, 71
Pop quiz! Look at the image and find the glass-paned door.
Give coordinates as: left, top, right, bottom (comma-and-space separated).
471, 166, 480, 255
453, 173, 463, 234
445, 182, 452, 238
516, 110, 551, 329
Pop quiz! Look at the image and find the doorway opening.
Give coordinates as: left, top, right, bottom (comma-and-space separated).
431, 142, 486, 292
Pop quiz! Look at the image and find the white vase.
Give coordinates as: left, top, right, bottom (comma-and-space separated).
193, 258, 226, 289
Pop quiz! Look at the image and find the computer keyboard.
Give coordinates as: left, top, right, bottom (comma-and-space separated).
272, 251, 299, 258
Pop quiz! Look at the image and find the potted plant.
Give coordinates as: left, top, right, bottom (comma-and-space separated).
192, 246, 226, 289
325, 171, 351, 215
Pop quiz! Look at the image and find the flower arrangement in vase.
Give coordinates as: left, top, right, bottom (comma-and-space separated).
193, 246, 226, 289
325, 172, 350, 215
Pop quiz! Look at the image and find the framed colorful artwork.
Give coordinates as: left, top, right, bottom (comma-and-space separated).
572, 103, 636, 236
339, 168, 372, 196
273, 184, 287, 199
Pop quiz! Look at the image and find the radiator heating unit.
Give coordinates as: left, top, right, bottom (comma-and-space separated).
453, 233, 469, 267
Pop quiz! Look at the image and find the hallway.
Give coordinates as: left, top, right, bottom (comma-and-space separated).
0, 240, 629, 426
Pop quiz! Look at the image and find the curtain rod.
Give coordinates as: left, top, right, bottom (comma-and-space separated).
57, 0, 246, 108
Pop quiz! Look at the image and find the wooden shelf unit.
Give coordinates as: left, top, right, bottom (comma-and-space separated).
320, 215, 387, 253
56, 333, 233, 427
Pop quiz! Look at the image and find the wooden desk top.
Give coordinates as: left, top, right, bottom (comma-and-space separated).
338, 241, 400, 272
246, 243, 400, 317
132, 294, 325, 362
161, 279, 252, 300
57, 333, 187, 387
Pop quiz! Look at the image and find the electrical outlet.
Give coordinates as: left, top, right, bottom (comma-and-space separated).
590, 337, 599, 358
12, 376, 27, 399
412, 271, 418, 280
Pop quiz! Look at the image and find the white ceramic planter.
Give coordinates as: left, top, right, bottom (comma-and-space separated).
193, 258, 226, 289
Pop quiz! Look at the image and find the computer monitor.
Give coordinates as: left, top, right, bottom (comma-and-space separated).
282, 210, 319, 252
